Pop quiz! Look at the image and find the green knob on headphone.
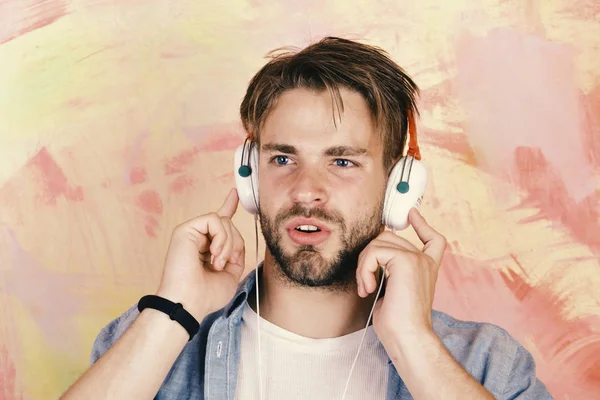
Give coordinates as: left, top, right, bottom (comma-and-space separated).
238, 165, 251, 177
397, 181, 409, 194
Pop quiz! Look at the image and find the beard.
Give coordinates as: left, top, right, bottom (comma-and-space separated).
259, 201, 383, 291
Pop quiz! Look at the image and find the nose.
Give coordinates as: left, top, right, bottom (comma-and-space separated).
290, 166, 328, 207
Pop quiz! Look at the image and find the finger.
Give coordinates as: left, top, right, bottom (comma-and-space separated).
198, 249, 212, 263
228, 223, 246, 266
220, 218, 243, 266
217, 188, 239, 218
182, 212, 227, 257
223, 223, 246, 279
408, 208, 447, 265
371, 231, 419, 253
214, 217, 234, 270
357, 244, 412, 296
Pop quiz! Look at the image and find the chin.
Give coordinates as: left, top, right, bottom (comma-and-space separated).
274, 244, 357, 289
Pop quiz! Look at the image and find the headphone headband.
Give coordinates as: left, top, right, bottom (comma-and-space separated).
406, 109, 421, 161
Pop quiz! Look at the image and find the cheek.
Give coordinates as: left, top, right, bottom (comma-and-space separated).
333, 174, 385, 205
258, 178, 285, 211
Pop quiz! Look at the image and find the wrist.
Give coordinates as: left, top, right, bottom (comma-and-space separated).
137, 307, 191, 343
155, 289, 211, 322
385, 329, 441, 367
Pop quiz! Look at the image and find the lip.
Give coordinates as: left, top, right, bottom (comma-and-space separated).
285, 217, 333, 246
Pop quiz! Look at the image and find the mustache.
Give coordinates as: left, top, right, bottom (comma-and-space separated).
273, 203, 345, 227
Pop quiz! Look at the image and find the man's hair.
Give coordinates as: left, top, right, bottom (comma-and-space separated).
239, 36, 420, 170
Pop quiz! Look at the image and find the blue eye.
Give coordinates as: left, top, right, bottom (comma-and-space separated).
334, 159, 352, 167
275, 155, 289, 165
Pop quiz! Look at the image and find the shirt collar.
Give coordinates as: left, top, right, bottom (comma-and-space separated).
222, 263, 262, 321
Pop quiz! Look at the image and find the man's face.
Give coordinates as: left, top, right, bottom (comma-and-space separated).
258, 87, 388, 290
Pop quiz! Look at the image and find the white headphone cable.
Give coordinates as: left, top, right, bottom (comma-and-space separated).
254, 214, 264, 400
340, 262, 387, 400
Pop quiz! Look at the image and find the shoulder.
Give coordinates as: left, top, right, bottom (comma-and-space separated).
431, 310, 553, 398
431, 309, 524, 372
432, 309, 516, 346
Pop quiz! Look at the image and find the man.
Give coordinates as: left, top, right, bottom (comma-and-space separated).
62, 37, 552, 399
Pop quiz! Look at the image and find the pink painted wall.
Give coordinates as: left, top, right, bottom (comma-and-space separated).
1, 1, 599, 398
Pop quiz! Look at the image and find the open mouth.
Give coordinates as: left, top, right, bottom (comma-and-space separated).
294, 225, 322, 233
288, 223, 330, 246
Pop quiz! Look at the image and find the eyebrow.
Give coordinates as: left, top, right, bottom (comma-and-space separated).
261, 143, 368, 157
262, 143, 297, 154
324, 146, 368, 157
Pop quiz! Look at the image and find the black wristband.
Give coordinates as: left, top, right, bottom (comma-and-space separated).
138, 295, 200, 341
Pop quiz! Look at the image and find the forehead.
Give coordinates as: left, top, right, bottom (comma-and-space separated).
260, 87, 381, 151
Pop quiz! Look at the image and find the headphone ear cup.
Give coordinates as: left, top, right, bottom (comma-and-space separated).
234, 144, 259, 215
382, 157, 428, 230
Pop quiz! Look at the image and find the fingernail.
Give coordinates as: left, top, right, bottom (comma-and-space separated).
216, 257, 225, 268
213, 246, 222, 257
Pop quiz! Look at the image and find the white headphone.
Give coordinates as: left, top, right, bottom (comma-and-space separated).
233, 112, 428, 399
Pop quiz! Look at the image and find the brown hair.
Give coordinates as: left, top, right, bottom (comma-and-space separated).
240, 36, 420, 170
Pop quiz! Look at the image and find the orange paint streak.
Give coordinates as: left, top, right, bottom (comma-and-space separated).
27, 147, 84, 204
413, 78, 477, 164
513, 146, 600, 253
435, 250, 600, 398
424, 129, 477, 166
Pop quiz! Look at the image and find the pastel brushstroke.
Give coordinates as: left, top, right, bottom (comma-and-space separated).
0, 346, 23, 400
0, 0, 69, 44
28, 147, 84, 205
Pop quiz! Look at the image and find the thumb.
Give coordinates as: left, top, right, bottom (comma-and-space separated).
409, 208, 446, 265
217, 188, 239, 218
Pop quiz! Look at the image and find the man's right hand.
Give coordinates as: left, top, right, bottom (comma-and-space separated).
60, 188, 247, 400
156, 188, 246, 321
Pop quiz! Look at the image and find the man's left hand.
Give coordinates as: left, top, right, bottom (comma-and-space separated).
356, 207, 447, 351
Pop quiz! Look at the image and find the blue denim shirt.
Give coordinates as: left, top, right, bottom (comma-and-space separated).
91, 269, 552, 399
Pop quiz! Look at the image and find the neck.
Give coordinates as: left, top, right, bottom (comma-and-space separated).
248, 251, 382, 339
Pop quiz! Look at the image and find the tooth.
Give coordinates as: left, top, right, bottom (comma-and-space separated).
297, 225, 318, 232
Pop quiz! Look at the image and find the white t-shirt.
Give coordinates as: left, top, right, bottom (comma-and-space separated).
234, 300, 389, 400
